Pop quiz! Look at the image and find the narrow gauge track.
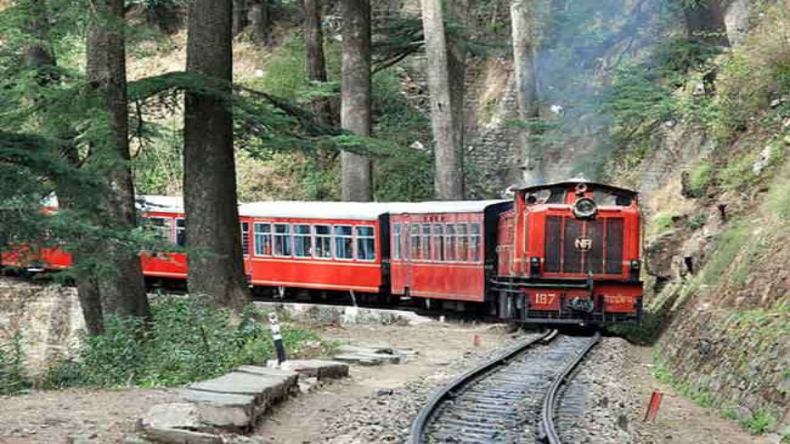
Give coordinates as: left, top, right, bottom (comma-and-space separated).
410, 330, 601, 444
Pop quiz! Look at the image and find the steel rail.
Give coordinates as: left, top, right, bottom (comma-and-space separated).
409, 329, 558, 444
540, 331, 602, 444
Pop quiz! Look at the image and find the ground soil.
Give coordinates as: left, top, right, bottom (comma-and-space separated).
0, 318, 773, 444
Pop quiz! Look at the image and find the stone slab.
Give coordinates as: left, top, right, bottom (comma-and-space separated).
267, 359, 349, 379
189, 371, 288, 399
333, 352, 403, 366
140, 403, 222, 444
179, 390, 255, 430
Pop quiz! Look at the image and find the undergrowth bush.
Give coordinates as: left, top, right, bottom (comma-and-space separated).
0, 333, 30, 395
42, 296, 324, 389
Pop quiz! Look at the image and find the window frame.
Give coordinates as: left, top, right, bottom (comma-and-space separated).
175, 217, 186, 248
432, 224, 445, 262
145, 216, 174, 244
332, 224, 354, 261
469, 222, 482, 263
293, 223, 312, 258
420, 223, 432, 262
313, 224, 333, 260
253, 222, 273, 257
240, 222, 250, 256
355, 225, 377, 262
392, 223, 402, 260
410, 223, 422, 261
444, 223, 457, 262
456, 223, 469, 263
273, 223, 292, 258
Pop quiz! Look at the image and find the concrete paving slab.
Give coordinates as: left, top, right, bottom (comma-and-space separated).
267, 359, 350, 379
188, 371, 294, 410
140, 403, 222, 444
179, 390, 256, 430
333, 352, 404, 365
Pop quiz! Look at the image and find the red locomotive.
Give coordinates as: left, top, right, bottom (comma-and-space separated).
0, 180, 643, 326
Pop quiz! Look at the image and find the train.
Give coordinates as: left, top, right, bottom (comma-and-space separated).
0, 179, 643, 326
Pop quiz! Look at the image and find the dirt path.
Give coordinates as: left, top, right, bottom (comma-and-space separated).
0, 388, 178, 444
627, 346, 770, 444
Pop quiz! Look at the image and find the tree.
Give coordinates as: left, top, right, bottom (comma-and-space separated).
21, 0, 105, 335
233, 0, 249, 36
183, 0, 250, 311
511, 0, 543, 185
682, 0, 730, 47
340, 0, 372, 202
86, 0, 152, 321
250, 0, 271, 44
303, 0, 333, 126
421, 0, 464, 200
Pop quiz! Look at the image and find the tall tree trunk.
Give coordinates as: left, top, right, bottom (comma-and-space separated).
511, 0, 543, 186
446, 0, 471, 198
86, 0, 151, 320
304, 0, 333, 126
24, 0, 105, 335
340, 0, 372, 202
683, 0, 730, 47
233, 0, 249, 36
421, 0, 463, 200
184, 0, 250, 311
250, 0, 270, 44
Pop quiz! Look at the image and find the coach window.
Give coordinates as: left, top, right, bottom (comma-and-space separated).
393, 223, 402, 260
314, 225, 332, 259
274, 224, 292, 257
356, 226, 376, 261
432, 224, 444, 261
240, 222, 250, 256
457, 224, 469, 262
333, 225, 353, 260
470, 223, 482, 262
421, 224, 432, 261
410, 224, 421, 260
294, 224, 312, 258
146, 217, 173, 244
176, 218, 186, 247
444, 224, 457, 261
254, 223, 272, 256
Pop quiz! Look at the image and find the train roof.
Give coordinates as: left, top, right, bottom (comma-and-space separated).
515, 180, 638, 196
239, 200, 510, 220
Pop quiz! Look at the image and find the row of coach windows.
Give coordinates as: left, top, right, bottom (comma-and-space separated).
253, 223, 376, 261
392, 223, 482, 263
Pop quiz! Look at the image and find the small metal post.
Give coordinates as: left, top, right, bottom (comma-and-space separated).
643, 391, 663, 422
268, 312, 287, 365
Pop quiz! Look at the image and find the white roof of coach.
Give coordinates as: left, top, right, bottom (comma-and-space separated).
238, 200, 509, 220
136, 195, 184, 213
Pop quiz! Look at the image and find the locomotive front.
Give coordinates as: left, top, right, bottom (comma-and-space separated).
493, 180, 643, 325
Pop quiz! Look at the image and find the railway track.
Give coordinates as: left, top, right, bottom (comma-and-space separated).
410, 330, 601, 444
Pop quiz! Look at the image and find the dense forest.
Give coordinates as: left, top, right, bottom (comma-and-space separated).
1, 0, 789, 439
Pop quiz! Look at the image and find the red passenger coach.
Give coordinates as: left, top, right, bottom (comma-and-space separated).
493, 181, 643, 325
389, 201, 512, 309
238, 202, 392, 297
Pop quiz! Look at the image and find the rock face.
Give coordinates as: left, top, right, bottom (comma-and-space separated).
0, 278, 85, 374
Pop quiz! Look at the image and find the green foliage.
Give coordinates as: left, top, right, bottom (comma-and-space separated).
688, 160, 713, 196
42, 296, 325, 389
648, 212, 674, 237
766, 179, 790, 221
688, 213, 707, 230
653, 352, 717, 408
701, 222, 750, 285
0, 333, 31, 395
740, 409, 778, 435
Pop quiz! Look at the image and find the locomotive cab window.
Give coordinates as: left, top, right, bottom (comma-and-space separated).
240, 222, 250, 256
333, 225, 353, 260
314, 225, 332, 259
294, 224, 312, 258
254, 223, 273, 256
593, 190, 633, 207
356, 226, 376, 261
274, 224, 292, 257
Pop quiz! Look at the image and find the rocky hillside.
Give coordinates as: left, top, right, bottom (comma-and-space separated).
605, 0, 789, 438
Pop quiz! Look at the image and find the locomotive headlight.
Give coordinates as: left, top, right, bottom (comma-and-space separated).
573, 197, 598, 219
630, 260, 641, 270
529, 257, 541, 277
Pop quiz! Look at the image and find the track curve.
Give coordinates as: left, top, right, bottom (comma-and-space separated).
410, 330, 600, 444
